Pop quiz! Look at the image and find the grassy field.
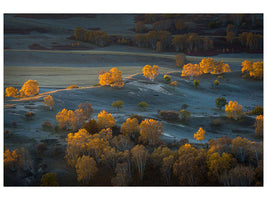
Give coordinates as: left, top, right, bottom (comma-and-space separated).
4, 66, 175, 88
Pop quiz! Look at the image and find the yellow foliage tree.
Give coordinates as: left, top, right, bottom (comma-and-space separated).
255, 115, 263, 137
225, 101, 243, 120
120, 118, 139, 139
98, 128, 113, 142
194, 127, 206, 142
139, 119, 163, 144
5, 87, 18, 97
181, 63, 203, 78
75, 155, 98, 184
142, 65, 159, 81
56, 108, 68, 129
199, 58, 215, 73
97, 110, 115, 129
19, 80, 39, 97
98, 67, 124, 87
211, 61, 231, 74
242, 60, 263, 79
43, 95, 54, 110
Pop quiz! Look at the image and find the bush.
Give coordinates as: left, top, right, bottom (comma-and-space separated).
66, 85, 79, 89
159, 110, 179, 121
137, 101, 148, 110
179, 110, 191, 121
129, 114, 145, 124
112, 100, 124, 110
25, 112, 35, 120
169, 81, 178, 87
211, 119, 222, 127
194, 80, 199, 88
164, 75, 171, 82
214, 80, 220, 88
215, 97, 227, 110
42, 121, 53, 130
252, 106, 263, 115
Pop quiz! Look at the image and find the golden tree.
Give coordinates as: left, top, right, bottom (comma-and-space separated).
78, 102, 93, 119
5, 87, 18, 97
225, 101, 243, 120
181, 63, 203, 78
139, 119, 163, 144
19, 80, 39, 97
142, 65, 159, 81
120, 118, 139, 139
98, 67, 124, 87
194, 127, 206, 142
255, 115, 263, 137
87, 137, 109, 164
56, 108, 68, 129
211, 61, 231, 74
75, 155, 98, 184
98, 128, 113, 142
231, 137, 250, 163
199, 58, 215, 73
241, 60, 263, 79
131, 144, 150, 181
97, 110, 115, 129
151, 146, 174, 168
43, 95, 54, 110
101, 146, 122, 170
161, 155, 174, 184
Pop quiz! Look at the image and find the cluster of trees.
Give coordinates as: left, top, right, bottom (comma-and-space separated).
74, 27, 109, 47
241, 60, 263, 79
56, 102, 93, 131
172, 33, 213, 52
5, 80, 39, 98
98, 67, 124, 88
181, 58, 231, 78
142, 65, 159, 81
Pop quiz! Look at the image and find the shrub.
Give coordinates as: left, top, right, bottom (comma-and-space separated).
5, 87, 18, 97
169, 81, 178, 87
214, 80, 220, 88
179, 110, 191, 121
217, 76, 223, 80
137, 101, 148, 110
194, 80, 200, 88
42, 121, 53, 130
251, 106, 263, 115
24, 112, 35, 120
211, 119, 222, 127
40, 173, 59, 186
66, 85, 79, 89
164, 75, 171, 82
159, 110, 179, 121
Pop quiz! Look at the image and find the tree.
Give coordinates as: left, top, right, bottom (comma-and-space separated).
255, 115, 263, 137
142, 65, 159, 81
207, 152, 233, 185
199, 58, 215, 73
81, 119, 99, 134
175, 54, 187, 68
194, 127, 205, 142
164, 74, 171, 82
151, 146, 174, 168
193, 79, 199, 88
131, 144, 149, 181
225, 101, 243, 120
179, 110, 191, 121
231, 137, 250, 163
229, 165, 255, 186
161, 155, 174, 184
78, 102, 93, 119
98, 67, 124, 87
215, 97, 227, 110
111, 135, 131, 151
211, 61, 231, 75
120, 118, 139, 139
135, 21, 146, 33
181, 63, 203, 78
139, 119, 163, 144
5, 87, 18, 97
111, 162, 129, 186
101, 146, 122, 170
56, 108, 68, 129
40, 173, 59, 186
75, 155, 98, 184
173, 144, 199, 185
208, 136, 233, 155
172, 35, 186, 52
112, 100, 124, 110
226, 32, 235, 44
214, 80, 220, 88
241, 60, 263, 79
137, 101, 148, 110
98, 128, 113, 143
97, 110, 115, 129
20, 80, 39, 97
43, 95, 54, 110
